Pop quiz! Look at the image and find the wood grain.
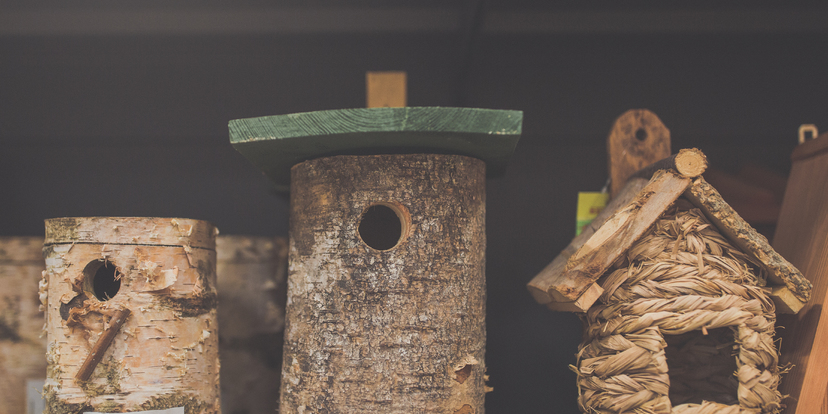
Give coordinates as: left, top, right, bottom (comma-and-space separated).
683, 176, 811, 313
229, 107, 523, 189
773, 131, 828, 413
216, 235, 287, 414
607, 109, 671, 198
0, 237, 47, 414
43, 217, 219, 413
366, 71, 406, 108
284, 154, 486, 413
528, 171, 690, 311
527, 177, 649, 305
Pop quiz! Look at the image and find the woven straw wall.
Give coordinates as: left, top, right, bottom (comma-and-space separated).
574, 202, 782, 414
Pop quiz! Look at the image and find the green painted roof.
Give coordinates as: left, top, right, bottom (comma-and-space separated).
229, 107, 522, 190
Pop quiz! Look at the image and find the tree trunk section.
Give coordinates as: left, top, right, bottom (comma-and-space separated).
42, 217, 220, 414
283, 154, 487, 413
0, 237, 47, 414
216, 235, 287, 414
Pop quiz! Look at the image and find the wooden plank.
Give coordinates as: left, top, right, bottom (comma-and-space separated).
229, 107, 523, 189
772, 132, 828, 413
608, 109, 671, 198
528, 149, 708, 308
531, 170, 690, 310
527, 177, 649, 305
793, 298, 828, 414
366, 71, 406, 108
544, 283, 603, 312
683, 176, 811, 313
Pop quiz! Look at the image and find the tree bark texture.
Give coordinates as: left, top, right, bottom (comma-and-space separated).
0, 237, 47, 414
283, 154, 487, 413
216, 235, 287, 414
42, 217, 220, 413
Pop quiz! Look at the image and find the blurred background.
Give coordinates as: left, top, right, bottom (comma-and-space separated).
1, 1, 827, 412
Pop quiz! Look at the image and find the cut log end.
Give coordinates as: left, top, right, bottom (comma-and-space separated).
674, 148, 708, 178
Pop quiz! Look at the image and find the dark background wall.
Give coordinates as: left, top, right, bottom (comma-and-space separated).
2, 2, 827, 412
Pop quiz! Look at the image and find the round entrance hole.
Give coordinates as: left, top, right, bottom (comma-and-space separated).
84, 260, 122, 301
635, 128, 647, 141
358, 203, 407, 251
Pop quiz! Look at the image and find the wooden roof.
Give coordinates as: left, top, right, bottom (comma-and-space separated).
527, 150, 812, 314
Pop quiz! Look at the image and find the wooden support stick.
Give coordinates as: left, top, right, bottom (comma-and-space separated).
75, 307, 131, 381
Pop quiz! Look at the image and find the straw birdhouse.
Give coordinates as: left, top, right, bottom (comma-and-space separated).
528, 150, 812, 413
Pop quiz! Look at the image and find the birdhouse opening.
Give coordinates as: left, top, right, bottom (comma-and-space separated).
635, 128, 647, 141
83, 260, 122, 301
664, 327, 739, 407
358, 203, 408, 251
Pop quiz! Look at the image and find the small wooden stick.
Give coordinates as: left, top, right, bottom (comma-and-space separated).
75, 307, 131, 381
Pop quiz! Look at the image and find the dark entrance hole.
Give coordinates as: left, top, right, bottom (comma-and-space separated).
359, 204, 406, 251
84, 260, 122, 301
635, 128, 647, 141
664, 327, 739, 407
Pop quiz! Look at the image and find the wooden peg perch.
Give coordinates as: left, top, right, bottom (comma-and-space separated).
75, 307, 130, 382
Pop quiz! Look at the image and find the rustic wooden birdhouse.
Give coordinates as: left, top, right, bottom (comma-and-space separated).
230, 107, 522, 413
42, 217, 220, 413
216, 235, 287, 414
527, 149, 812, 413
0, 237, 47, 414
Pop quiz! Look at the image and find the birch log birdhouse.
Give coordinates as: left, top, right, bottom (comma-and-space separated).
527, 150, 812, 413
42, 217, 220, 413
0, 237, 47, 414
230, 107, 522, 413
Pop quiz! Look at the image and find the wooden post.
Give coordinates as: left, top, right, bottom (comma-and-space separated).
0, 237, 47, 414
773, 130, 828, 413
42, 217, 220, 413
366, 71, 407, 108
230, 107, 522, 413
216, 235, 287, 414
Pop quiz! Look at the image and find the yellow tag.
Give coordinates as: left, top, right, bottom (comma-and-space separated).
576, 192, 609, 235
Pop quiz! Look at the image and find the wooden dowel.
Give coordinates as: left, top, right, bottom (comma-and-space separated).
75, 307, 131, 381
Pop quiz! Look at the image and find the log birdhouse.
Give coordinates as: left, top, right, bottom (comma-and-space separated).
527, 150, 812, 413
0, 237, 47, 414
216, 235, 288, 414
230, 107, 522, 413
42, 217, 220, 413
